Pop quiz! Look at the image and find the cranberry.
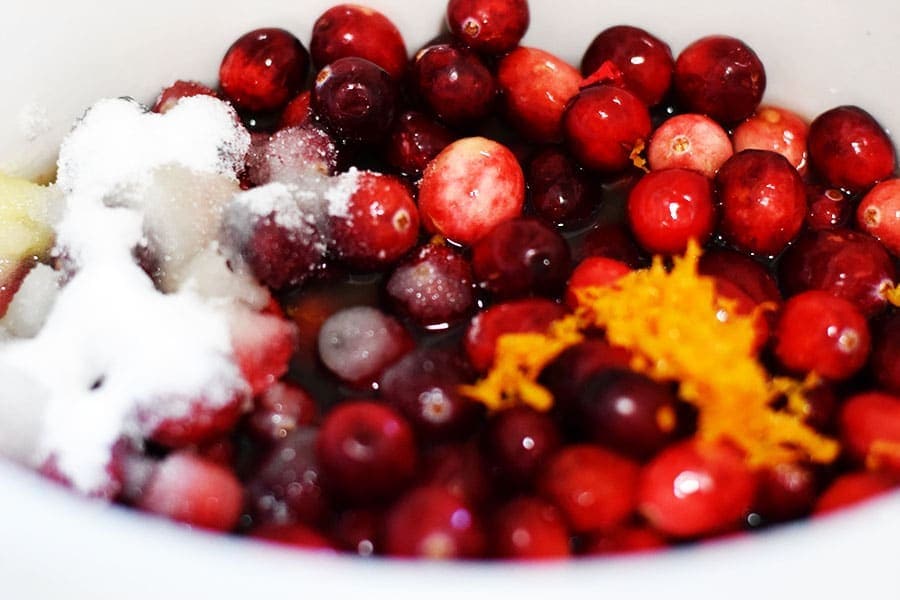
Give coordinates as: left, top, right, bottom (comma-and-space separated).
312, 57, 399, 145
582, 526, 668, 555
229, 309, 298, 396
638, 440, 757, 538
581, 25, 674, 107
857, 178, 900, 256
578, 222, 647, 268
278, 91, 312, 129
418, 137, 525, 246
872, 312, 900, 394
219, 28, 310, 113
142, 393, 244, 449
383, 485, 487, 558
773, 290, 871, 381
563, 85, 652, 172
753, 462, 818, 523
484, 405, 562, 487
807, 106, 896, 192
243, 123, 339, 186
491, 497, 571, 559
840, 392, 900, 476
310, 4, 408, 80
497, 47, 581, 143
538, 444, 639, 533
420, 442, 494, 506
647, 114, 733, 178
814, 471, 897, 515
712, 277, 771, 353
564, 257, 631, 309
247, 382, 318, 443
152, 80, 218, 113
539, 340, 633, 411
715, 150, 806, 256
251, 523, 335, 551
697, 248, 782, 307
673, 35, 766, 124
732, 106, 809, 174
806, 185, 852, 231
411, 44, 496, 126
527, 147, 597, 228
316, 400, 418, 504
626, 167, 716, 254
385, 111, 456, 177
331, 508, 382, 556
446, 0, 529, 55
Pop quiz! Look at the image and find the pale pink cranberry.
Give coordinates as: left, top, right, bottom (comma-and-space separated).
814, 471, 897, 515
733, 106, 808, 174
243, 123, 339, 186
152, 80, 218, 113
446, 0, 529, 55
840, 392, 900, 477
310, 4, 408, 80
491, 497, 571, 559
647, 114, 733, 178
857, 178, 900, 256
418, 137, 525, 245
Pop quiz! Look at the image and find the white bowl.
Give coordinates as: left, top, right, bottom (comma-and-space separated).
1, 0, 899, 598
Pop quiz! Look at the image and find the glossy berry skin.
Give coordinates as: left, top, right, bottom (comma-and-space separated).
638, 440, 756, 539
578, 222, 647, 268
715, 150, 806, 256
564, 257, 631, 309
582, 526, 668, 556
647, 114, 733, 178
673, 35, 766, 124
152, 80, 218, 113
580, 25, 674, 107
278, 91, 312, 129
732, 106, 809, 174
310, 4, 408, 80
697, 248, 782, 307
808, 106, 896, 192
753, 462, 818, 523
773, 290, 871, 381
446, 0, 529, 55
814, 471, 897, 515
419, 137, 525, 246
385, 111, 456, 177
539, 340, 633, 412
527, 147, 596, 228
806, 185, 852, 231
626, 167, 715, 254
563, 85, 652, 172
247, 382, 318, 443
872, 312, 900, 394
312, 57, 399, 145
219, 28, 310, 113
857, 179, 900, 256
840, 392, 900, 476
412, 44, 496, 126
491, 497, 571, 559
316, 400, 418, 504
484, 406, 562, 487
497, 47, 581, 143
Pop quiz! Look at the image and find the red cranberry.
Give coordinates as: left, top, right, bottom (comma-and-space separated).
152, 80, 218, 113
578, 222, 647, 268
872, 312, 900, 394
497, 47, 581, 143
383, 485, 487, 558
219, 28, 310, 113
773, 290, 871, 381
538, 444, 639, 533
419, 137, 525, 246
243, 123, 339, 186
638, 440, 757, 538
753, 462, 818, 523
527, 147, 597, 228
807, 106, 896, 192
420, 442, 494, 507
806, 185, 852, 231
446, 0, 529, 55
582, 526, 668, 555
491, 497, 571, 559
565, 257, 631, 309
840, 391, 900, 476
563, 85, 652, 172
697, 248, 782, 307
411, 44, 496, 126
647, 114, 733, 178
251, 523, 336, 551
857, 178, 900, 256
814, 471, 897, 515
484, 405, 562, 487
539, 340, 633, 411
385, 111, 456, 177
673, 35, 766, 124
316, 400, 418, 504
278, 91, 312, 129
712, 277, 771, 353
310, 4, 408, 80
732, 106, 809, 174
230, 309, 298, 396
142, 393, 244, 449
581, 25, 674, 107
247, 382, 318, 443
626, 167, 715, 254
715, 150, 806, 256
331, 508, 382, 556
312, 57, 399, 145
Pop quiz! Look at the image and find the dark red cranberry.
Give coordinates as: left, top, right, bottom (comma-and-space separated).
331, 508, 382, 556
539, 340, 633, 412
152, 80, 218, 113
647, 113, 733, 178
564, 257, 631, 309
712, 277, 770, 353
219, 28, 310, 113
697, 248, 782, 307
807, 106, 896, 192
806, 185, 852, 231
312, 57, 399, 145
578, 222, 647, 268
803, 383, 840, 432
563, 84, 652, 172
316, 400, 418, 504
732, 106, 809, 174
715, 150, 806, 256
310, 4, 408, 80
446, 0, 529, 55
872, 312, 900, 394
383, 485, 487, 558
278, 91, 312, 129
857, 179, 900, 256
840, 391, 900, 476
777, 228, 896, 317
626, 168, 716, 254
385, 111, 456, 177
814, 471, 897, 515
527, 147, 597, 228
491, 497, 571, 559
251, 523, 336, 551
471, 217, 572, 298
420, 442, 494, 507
673, 35, 766, 124
581, 25, 674, 107
753, 462, 818, 523
484, 405, 561, 487
411, 44, 496, 126
582, 526, 668, 555
247, 382, 318, 443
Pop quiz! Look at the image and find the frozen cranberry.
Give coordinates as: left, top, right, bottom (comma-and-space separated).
697, 248, 781, 307
715, 150, 806, 256
581, 25, 674, 107
316, 400, 418, 504
564, 257, 631, 309
310, 4, 408, 80
152, 80, 218, 113
647, 114, 733, 178
491, 497, 571, 559
857, 179, 900, 256
385, 111, 456, 177
806, 185, 852, 231
251, 523, 336, 551
497, 47, 581, 143
331, 508, 382, 556
484, 406, 561, 487
380, 348, 482, 440
243, 123, 339, 186
673, 35, 765, 124
638, 440, 756, 539
563, 85, 652, 172
219, 28, 309, 113
278, 91, 312, 129
582, 526, 668, 555
773, 290, 871, 381
419, 137, 525, 246
578, 222, 647, 268
733, 106, 809, 174
312, 57, 399, 145
446, 0, 529, 55
527, 147, 596, 228
420, 442, 494, 506
539, 340, 633, 411
840, 392, 900, 476
247, 382, 318, 443
539, 444, 639, 533
384, 485, 487, 558
872, 312, 900, 394
464, 298, 567, 372
807, 106, 896, 192
778, 229, 896, 317
814, 471, 897, 515
142, 393, 244, 449
626, 168, 715, 254
412, 44, 496, 126
753, 462, 818, 523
